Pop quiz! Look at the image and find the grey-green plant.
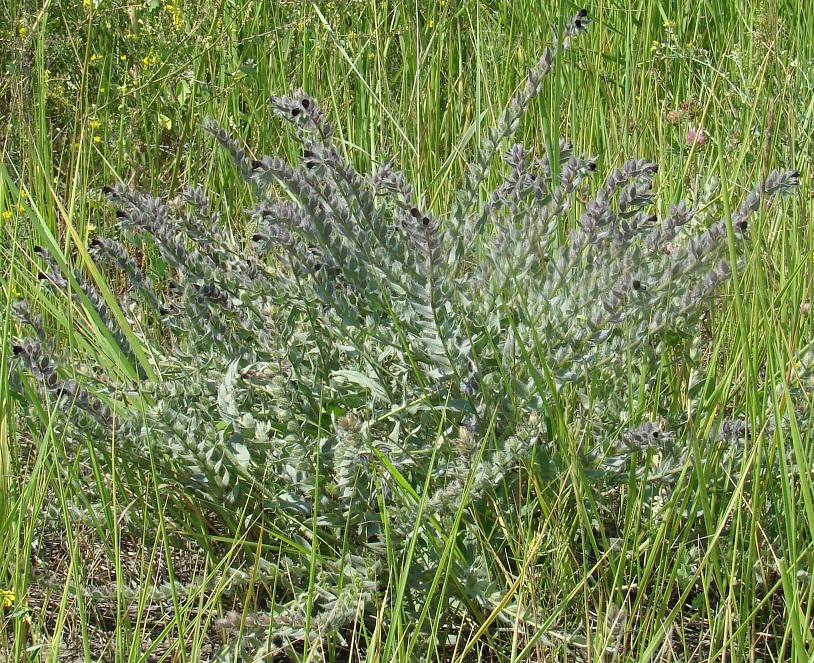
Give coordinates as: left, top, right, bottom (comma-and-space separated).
8, 10, 803, 659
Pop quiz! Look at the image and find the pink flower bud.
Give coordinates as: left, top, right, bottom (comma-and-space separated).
687, 126, 706, 146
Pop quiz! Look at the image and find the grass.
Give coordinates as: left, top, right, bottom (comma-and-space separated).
2, 0, 814, 661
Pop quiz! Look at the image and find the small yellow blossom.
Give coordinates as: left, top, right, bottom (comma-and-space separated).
0, 589, 13, 608
120, 55, 126, 61
2, 211, 12, 220
93, 135, 101, 143
90, 53, 102, 62
99, 87, 106, 93
18, 26, 27, 38
19, 190, 27, 198
428, 19, 434, 28
164, 3, 184, 28
17, 204, 26, 212
90, 119, 101, 129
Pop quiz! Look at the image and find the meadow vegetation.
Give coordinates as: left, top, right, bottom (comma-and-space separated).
2, 1, 814, 661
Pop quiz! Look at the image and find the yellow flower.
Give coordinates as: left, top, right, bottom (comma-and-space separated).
428, 19, 434, 28
0, 589, 14, 608
2, 211, 12, 220
93, 135, 101, 143
90, 119, 101, 129
165, 3, 183, 28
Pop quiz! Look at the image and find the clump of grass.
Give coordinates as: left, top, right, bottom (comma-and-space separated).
8, 8, 812, 660
4, 3, 814, 662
